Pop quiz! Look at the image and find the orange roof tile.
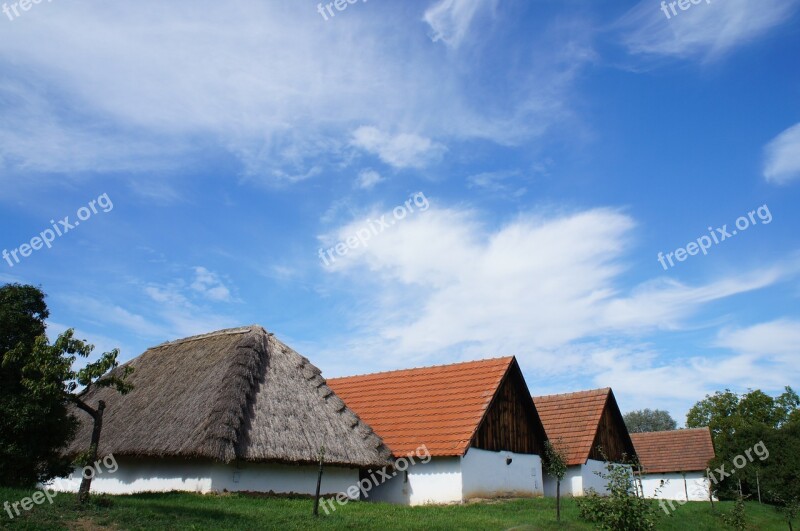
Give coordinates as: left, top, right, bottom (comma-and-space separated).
533, 388, 612, 466
630, 428, 715, 474
327, 357, 514, 458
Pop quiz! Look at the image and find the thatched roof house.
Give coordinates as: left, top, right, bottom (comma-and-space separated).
64, 325, 391, 495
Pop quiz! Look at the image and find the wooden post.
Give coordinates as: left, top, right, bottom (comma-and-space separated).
313, 446, 325, 517
706, 470, 714, 510
756, 470, 761, 504
683, 473, 689, 502
556, 480, 561, 522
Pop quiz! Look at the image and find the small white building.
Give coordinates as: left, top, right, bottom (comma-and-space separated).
60, 326, 392, 497
328, 357, 548, 505
630, 428, 716, 502
533, 388, 637, 497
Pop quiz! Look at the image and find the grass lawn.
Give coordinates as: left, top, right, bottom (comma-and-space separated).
0, 488, 792, 530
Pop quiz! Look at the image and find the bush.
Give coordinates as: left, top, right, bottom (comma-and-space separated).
576, 456, 660, 531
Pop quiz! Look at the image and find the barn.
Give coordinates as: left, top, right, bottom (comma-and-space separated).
327, 356, 549, 505
58, 325, 392, 496
630, 427, 716, 501
533, 388, 636, 497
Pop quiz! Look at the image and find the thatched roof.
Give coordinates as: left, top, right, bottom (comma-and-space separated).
66, 326, 392, 468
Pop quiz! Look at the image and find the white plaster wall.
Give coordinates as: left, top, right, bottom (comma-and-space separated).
581, 459, 611, 495
48, 457, 359, 497
639, 472, 711, 501
367, 457, 462, 506
461, 449, 542, 499
543, 464, 583, 497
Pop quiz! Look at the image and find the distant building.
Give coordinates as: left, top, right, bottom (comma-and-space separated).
328, 357, 549, 505
533, 388, 636, 497
630, 427, 716, 501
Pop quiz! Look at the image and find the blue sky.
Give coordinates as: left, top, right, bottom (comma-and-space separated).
1, 0, 799, 423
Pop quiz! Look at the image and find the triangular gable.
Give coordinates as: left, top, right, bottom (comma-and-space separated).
328, 356, 547, 458
533, 388, 635, 466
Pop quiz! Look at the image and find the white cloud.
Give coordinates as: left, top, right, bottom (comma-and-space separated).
190, 266, 233, 302
351, 126, 446, 169
324, 205, 789, 356
423, 0, 496, 49
0, 1, 586, 184
618, 0, 800, 61
716, 319, 800, 362
764, 123, 800, 185
357, 169, 384, 190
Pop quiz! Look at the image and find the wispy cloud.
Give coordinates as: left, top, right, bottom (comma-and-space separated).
423, 0, 496, 49
356, 169, 384, 190
617, 0, 800, 61
351, 126, 446, 169
764, 122, 800, 185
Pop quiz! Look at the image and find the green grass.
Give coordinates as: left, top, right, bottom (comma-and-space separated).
0, 487, 792, 530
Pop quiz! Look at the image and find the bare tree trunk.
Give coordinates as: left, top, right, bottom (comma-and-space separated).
77, 400, 105, 505
313, 446, 325, 517
556, 480, 561, 522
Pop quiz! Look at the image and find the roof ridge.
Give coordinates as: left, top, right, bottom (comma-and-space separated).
148, 325, 267, 350
533, 387, 611, 400
328, 356, 514, 381
631, 427, 710, 436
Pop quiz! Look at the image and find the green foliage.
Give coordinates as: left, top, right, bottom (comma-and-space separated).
688, 387, 800, 503
721, 494, 747, 531
623, 409, 678, 433
576, 453, 660, 531
543, 440, 568, 480
0, 284, 75, 487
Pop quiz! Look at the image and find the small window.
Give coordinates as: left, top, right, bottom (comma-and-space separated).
404, 470, 409, 484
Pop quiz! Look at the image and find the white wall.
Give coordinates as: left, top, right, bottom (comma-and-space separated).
543, 460, 630, 497
367, 457, 462, 506
461, 448, 542, 499
639, 472, 712, 501
49, 457, 359, 497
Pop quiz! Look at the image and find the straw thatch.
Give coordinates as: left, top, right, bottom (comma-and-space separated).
66, 325, 392, 468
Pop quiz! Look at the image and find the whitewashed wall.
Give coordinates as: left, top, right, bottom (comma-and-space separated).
49, 457, 359, 497
367, 457, 462, 506
543, 460, 627, 497
461, 448, 542, 499
639, 472, 711, 501
543, 464, 583, 497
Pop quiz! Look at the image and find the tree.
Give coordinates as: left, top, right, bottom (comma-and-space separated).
0, 284, 75, 487
543, 440, 568, 522
16, 330, 133, 503
687, 388, 800, 502
624, 409, 677, 433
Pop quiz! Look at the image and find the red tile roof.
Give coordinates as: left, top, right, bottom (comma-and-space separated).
533, 388, 612, 466
327, 357, 514, 457
630, 428, 715, 474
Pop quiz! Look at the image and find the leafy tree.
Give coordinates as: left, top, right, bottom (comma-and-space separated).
0, 284, 75, 487
543, 440, 568, 522
687, 388, 800, 503
624, 409, 677, 433
16, 329, 133, 503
